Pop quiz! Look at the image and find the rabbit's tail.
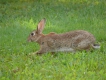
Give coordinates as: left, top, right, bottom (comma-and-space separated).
92, 44, 100, 49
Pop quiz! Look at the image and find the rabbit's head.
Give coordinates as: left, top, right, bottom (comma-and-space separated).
27, 18, 46, 42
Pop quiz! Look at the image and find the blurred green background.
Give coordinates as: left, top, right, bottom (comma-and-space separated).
0, 0, 106, 80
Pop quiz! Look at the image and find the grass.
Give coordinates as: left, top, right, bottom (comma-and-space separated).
0, 0, 106, 80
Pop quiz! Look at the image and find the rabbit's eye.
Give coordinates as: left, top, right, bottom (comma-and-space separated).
31, 32, 35, 36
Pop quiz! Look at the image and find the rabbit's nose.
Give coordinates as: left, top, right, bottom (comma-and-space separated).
27, 37, 32, 42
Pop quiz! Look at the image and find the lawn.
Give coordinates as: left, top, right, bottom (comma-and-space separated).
0, 0, 106, 80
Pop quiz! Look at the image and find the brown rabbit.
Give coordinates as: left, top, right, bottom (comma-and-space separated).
28, 18, 100, 55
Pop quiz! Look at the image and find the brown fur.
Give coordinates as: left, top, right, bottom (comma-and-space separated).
27, 18, 98, 55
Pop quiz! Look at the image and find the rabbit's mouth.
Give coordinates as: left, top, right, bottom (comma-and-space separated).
27, 38, 33, 42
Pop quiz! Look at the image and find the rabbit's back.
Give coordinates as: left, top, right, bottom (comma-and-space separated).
47, 30, 96, 52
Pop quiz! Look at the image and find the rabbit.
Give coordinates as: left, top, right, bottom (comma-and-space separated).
27, 18, 100, 55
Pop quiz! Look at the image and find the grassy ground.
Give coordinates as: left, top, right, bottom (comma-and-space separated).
0, 0, 106, 80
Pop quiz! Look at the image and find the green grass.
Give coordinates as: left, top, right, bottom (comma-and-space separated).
0, 0, 106, 80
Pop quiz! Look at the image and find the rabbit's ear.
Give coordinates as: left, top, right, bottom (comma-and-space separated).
37, 18, 46, 34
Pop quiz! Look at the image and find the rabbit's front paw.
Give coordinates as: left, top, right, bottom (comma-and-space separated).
35, 50, 45, 55
29, 50, 44, 56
